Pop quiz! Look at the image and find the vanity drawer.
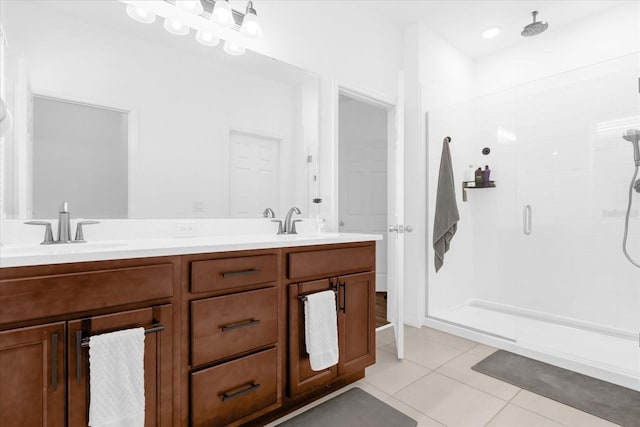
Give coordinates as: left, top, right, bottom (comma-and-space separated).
0, 263, 174, 324
191, 347, 278, 427
191, 254, 277, 293
191, 287, 278, 366
287, 245, 375, 281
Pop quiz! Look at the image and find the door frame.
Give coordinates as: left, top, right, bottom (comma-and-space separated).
331, 79, 404, 358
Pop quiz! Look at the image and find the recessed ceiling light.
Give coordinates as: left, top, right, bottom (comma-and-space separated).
482, 27, 501, 39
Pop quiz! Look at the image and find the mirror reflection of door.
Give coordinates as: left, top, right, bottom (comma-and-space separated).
338, 94, 389, 328
228, 130, 281, 218
32, 96, 128, 219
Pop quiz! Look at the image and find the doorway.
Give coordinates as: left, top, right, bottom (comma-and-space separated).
338, 94, 389, 327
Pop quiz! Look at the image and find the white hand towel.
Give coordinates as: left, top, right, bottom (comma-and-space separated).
89, 328, 145, 427
304, 290, 339, 371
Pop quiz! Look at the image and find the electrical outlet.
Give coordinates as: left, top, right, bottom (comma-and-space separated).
173, 221, 197, 237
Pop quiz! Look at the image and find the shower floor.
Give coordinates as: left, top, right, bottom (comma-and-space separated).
431, 302, 640, 391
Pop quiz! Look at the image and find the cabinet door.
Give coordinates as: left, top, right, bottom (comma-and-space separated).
68, 305, 173, 427
337, 272, 376, 375
0, 322, 65, 427
288, 279, 338, 397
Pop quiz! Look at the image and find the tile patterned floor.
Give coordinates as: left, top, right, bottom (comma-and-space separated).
267, 326, 622, 427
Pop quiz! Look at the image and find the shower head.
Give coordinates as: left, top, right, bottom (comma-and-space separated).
623, 129, 640, 166
521, 11, 548, 37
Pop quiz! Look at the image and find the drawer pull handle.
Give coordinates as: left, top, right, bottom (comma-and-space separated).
51, 333, 59, 390
222, 268, 259, 278
221, 383, 261, 401
221, 319, 261, 332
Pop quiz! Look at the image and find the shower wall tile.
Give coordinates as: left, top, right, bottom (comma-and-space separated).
466, 53, 640, 331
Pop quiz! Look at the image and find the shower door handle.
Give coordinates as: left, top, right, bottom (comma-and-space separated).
523, 205, 532, 236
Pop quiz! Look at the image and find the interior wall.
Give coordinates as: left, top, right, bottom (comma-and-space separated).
406, 24, 476, 322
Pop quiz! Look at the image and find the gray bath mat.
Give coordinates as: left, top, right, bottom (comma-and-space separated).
472, 350, 640, 426
276, 387, 417, 427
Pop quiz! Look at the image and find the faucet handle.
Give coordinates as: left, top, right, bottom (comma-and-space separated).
24, 221, 54, 244
74, 220, 100, 242
290, 219, 303, 235
271, 219, 284, 235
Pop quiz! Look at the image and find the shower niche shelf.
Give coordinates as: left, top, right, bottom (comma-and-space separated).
462, 180, 496, 202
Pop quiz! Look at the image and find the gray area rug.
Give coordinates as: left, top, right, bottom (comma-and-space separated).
472, 350, 640, 427
276, 387, 417, 427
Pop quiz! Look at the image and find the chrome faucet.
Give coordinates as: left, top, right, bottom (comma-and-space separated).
262, 207, 275, 218
25, 202, 100, 244
283, 207, 302, 234
57, 201, 72, 243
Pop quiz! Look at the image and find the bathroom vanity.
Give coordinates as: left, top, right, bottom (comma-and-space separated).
0, 233, 379, 426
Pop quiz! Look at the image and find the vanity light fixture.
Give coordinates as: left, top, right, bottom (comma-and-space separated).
176, 0, 203, 15
196, 29, 220, 46
211, 0, 234, 28
240, 1, 262, 39
164, 17, 190, 35
223, 39, 246, 55
126, 4, 156, 24
122, 0, 262, 55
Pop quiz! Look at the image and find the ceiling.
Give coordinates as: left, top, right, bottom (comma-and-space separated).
359, 0, 628, 59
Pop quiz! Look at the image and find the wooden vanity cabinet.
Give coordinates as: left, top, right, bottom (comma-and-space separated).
185, 250, 282, 427
0, 240, 377, 426
0, 257, 177, 427
0, 322, 66, 427
68, 304, 173, 427
286, 243, 376, 398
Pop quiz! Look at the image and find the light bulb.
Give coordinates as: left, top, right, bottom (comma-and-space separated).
211, 0, 233, 28
176, 0, 203, 15
240, 11, 262, 39
482, 27, 501, 39
164, 18, 190, 36
196, 30, 220, 47
224, 39, 245, 56
126, 4, 156, 24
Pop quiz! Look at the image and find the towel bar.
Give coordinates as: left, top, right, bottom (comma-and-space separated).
298, 290, 337, 302
79, 323, 164, 348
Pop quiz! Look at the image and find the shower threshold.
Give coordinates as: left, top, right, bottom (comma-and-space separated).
427, 301, 640, 392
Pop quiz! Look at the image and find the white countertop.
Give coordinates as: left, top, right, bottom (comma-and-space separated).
0, 232, 382, 268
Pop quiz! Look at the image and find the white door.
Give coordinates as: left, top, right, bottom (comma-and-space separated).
337, 75, 405, 359
229, 131, 280, 218
387, 72, 405, 359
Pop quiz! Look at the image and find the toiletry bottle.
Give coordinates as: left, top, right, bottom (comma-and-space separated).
312, 198, 324, 233
483, 165, 491, 186
475, 167, 484, 187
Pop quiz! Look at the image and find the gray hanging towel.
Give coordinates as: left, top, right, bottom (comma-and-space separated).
433, 137, 460, 272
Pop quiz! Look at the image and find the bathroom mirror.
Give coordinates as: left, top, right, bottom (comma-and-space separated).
0, 0, 319, 220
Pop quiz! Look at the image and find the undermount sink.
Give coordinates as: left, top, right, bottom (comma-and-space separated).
275, 232, 342, 240
0, 241, 127, 256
